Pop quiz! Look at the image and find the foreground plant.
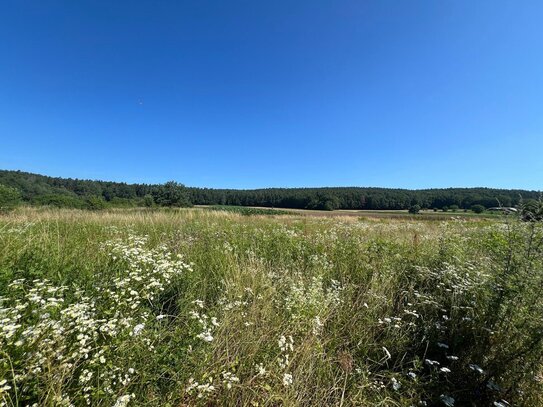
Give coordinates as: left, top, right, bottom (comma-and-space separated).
0, 209, 542, 406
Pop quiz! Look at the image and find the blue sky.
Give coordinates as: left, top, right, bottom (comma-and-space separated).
1, 1, 542, 189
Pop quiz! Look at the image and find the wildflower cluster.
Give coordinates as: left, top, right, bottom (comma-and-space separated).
190, 299, 219, 342
278, 335, 294, 387
0, 234, 191, 406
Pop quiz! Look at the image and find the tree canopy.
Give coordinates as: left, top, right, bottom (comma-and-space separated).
0, 169, 539, 211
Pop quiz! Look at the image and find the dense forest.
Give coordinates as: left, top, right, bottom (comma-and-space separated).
0, 169, 540, 211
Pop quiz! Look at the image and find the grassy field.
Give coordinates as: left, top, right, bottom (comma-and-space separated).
196, 205, 501, 220
1, 207, 542, 406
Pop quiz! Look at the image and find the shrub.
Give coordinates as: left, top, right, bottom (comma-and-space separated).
144, 194, 155, 207
408, 204, 421, 214
85, 196, 107, 210
33, 194, 86, 209
471, 204, 486, 214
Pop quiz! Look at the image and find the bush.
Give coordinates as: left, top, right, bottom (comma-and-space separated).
442, 206, 449, 212
85, 196, 107, 211
449, 205, 459, 212
0, 184, 21, 211
33, 194, 86, 209
471, 204, 486, 214
144, 194, 155, 207
408, 204, 421, 214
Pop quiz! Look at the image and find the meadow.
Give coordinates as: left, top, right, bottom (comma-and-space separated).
1, 207, 542, 406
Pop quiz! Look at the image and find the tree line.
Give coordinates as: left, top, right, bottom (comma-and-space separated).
0, 169, 540, 211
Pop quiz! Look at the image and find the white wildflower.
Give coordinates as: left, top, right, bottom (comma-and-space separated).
132, 323, 145, 336
282, 373, 293, 386
113, 394, 133, 407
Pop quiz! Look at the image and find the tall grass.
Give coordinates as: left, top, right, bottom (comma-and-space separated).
0, 208, 542, 406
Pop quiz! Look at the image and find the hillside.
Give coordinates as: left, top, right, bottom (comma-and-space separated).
0, 169, 540, 211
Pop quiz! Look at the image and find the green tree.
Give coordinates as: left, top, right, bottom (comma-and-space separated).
155, 181, 191, 207
471, 204, 485, 214
307, 193, 340, 211
0, 184, 21, 211
408, 205, 421, 214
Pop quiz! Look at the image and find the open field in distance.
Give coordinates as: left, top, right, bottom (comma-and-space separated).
196, 205, 502, 220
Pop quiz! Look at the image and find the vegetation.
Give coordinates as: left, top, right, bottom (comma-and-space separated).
206, 205, 292, 216
0, 170, 191, 210
471, 204, 486, 214
154, 181, 192, 207
0, 184, 21, 211
521, 199, 543, 222
0, 170, 540, 212
1, 207, 543, 406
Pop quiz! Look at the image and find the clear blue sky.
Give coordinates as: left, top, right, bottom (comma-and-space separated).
1, 1, 542, 190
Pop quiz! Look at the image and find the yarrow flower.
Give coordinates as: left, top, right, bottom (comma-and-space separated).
132, 323, 145, 336
113, 394, 134, 407
282, 373, 293, 386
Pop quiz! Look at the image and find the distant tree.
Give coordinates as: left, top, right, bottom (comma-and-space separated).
143, 194, 155, 207
0, 184, 21, 211
86, 196, 107, 210
408, 205, 421, 214
155, 181, 191, 207
433, 208, 438, 212
1, 169, 542, 212
442, 206, 449, 212
307, 193, 340, 211
449, 205, 459, 212
471, 204, 485, 214
322, 196, 340, 211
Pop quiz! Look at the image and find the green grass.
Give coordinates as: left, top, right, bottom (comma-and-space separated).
0, 207, 542, 406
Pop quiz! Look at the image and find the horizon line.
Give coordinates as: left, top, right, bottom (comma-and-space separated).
2, 168, 541, 193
